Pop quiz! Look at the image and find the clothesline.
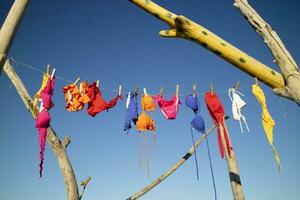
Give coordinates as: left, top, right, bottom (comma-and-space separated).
9, 55, 287, 178
9, 56, 252, 97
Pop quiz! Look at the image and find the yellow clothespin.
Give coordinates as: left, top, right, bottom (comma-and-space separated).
74, 78, 80, 85
96, 80, 100, 87
159, 87, 164, 97
118, 85, 122, 96
192, 84, 196, 98
210, 83, 214, 95
46, 64, 50, 75
176, 84, 179, 98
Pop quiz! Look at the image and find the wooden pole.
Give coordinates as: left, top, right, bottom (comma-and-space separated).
129, 0, 284, 89
219, 121, 244, 200
127, 118, 230, 200
0, 0, 29, 75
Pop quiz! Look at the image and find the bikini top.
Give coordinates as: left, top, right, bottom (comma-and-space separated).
185, 94, 199, 114
228, 88, 249, 133
63, 83, 85, 112
205, 92, 231, 159
79, 80, 91, 104
154, 95, 181, 120
33, 73, 50, 115
141, 95, 155, 111
136, 111, 155, 132
40, 75, 56, 110
191, 115, 205, 133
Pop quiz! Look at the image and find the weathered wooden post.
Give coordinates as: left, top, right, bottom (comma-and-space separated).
211, 83, 244, 200
0, 0, 29, 75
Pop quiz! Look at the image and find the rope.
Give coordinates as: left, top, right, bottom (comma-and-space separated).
8, 56, 252, 97
145, 134, 150, 178
190, 127, 200, 180
138, 132, 143, 170
205, 133, 218, 200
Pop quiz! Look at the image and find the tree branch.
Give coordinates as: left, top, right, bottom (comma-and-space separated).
63, 135, 71, 149
234, 0, 300, 105
79, 176, 91, 200
0, 0, 29, 75
129, 0, 300, 105
3, 59, 80, 200
126, 117, 229, 200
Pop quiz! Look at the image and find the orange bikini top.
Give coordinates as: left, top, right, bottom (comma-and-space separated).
136, 111, 155, 132
79, 80, 91, 104
63, 83, 84, 111
141, 95, 155, 111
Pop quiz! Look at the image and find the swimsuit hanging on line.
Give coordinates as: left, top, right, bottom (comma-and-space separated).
124, 92, 139, 132
86, 82, 122, 117
205, 92, 232, 159
228, 88, 249, 133
252, 83, 281, 172
35, 73, 55, 177
154, 95, 181, 120
63, 83, 85, 112
185, 94, 199, 115
79, 80, 91, 104
135, 94, 156, 177
186, 93, 218, 200
138, 94, 156, 131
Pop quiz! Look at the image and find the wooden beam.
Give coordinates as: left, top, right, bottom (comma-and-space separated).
129, 0, 285, 89
0, 0, 29, 75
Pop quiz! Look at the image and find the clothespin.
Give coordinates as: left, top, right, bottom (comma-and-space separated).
210, 83, 214, 95
233, 81, 240, 90
192, 84, 196, 98
143, 88, 148, 96
46, 64, 50, 75
254, 77, 258, 85
74, 78, 80, 85
96, 80, 100, 87
134, 86, 139, 96
118, 85, 122, 96
159, 87, 164, 97
51, 68, 56, 80
176, 84, 179, 98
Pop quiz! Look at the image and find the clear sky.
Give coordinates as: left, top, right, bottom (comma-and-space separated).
0, 0, 300, 200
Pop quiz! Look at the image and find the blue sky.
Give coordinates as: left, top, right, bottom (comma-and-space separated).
0, 0, 300, 199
